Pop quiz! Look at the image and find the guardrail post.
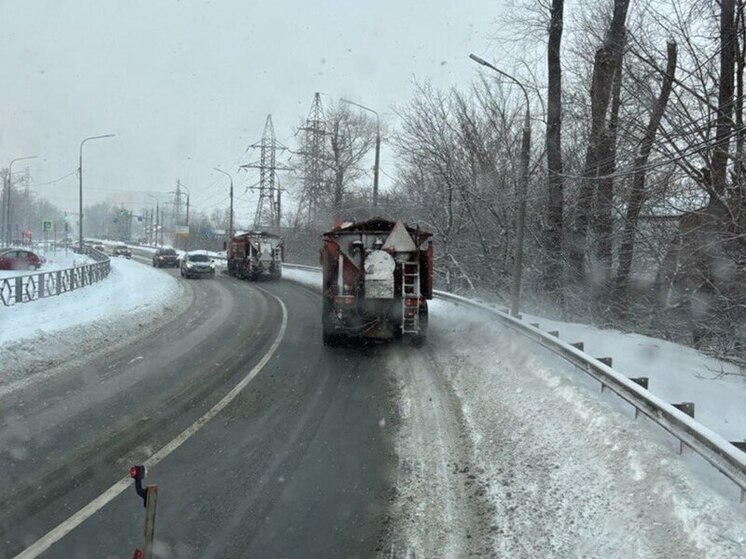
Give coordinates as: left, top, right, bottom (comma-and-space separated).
630, 377, 649, 390
672, 402, 695, 454
15, 277, 22, 304
570, 342, 584, 351
39, 273, 45, 298
530, 322, 540, 328
548, 330, 559, 337
596, 358, 613, 391
673, 402, 695, 418
629, 377, 650, 418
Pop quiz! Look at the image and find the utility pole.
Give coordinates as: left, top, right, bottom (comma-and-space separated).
78, 134, 114, 250
155, 202, 160, 247
4, 156, 37, 246
341, 98, 380, 209
174, 180, 182, 229
469, 54, 531, 317
213, 168, 234, 241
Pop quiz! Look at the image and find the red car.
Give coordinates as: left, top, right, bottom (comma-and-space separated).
0, 249, 43, 271
152, 247, 179, 268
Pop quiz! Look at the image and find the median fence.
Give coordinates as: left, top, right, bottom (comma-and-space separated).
0, 248, 110, 306
282, 263, 746, 503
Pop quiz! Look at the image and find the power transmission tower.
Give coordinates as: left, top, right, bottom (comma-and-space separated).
296, 93, 328, 226
241, 115, 292, 229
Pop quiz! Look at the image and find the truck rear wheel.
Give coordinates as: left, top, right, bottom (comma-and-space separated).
322, 298, 340, 346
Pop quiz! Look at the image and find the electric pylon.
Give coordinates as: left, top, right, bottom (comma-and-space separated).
296, 93, 328, 226
242, 115, 291, 229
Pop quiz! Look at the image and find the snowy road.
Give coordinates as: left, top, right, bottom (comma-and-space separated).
0, 261, 396, 558
1, 261, 744, 558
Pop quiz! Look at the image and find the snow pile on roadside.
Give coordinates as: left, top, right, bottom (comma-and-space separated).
282, 267, 319, 288
388, 301, 746, 558
0, 258, 186, 396
510, 310, 746, 442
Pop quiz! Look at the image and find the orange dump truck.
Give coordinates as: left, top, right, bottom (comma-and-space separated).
227, 231, 283, 280
320, 218, 433, 345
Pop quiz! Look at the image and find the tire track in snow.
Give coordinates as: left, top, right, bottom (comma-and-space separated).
386, 343, 496, 558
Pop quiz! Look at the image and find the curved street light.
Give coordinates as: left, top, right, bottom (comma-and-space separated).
340, 98, 381, 209
469, 54, 531, 318
213, 167, 234, 241
145, 193, 161, 247
4, 155, 37, 246
79, 134, 115, 250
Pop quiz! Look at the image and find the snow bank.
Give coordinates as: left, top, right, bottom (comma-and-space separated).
512, 311, 746, 443
0, 258, 185, 396
402, 300, 746, 557
0, 250, 94, 279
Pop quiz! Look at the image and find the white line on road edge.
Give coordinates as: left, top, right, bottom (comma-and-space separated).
14, 287, 288, 559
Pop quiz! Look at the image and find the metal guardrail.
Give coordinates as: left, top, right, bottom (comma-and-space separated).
282, 263, 746, 502
0, 248, 111, 306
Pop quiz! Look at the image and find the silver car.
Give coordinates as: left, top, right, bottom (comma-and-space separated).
180, 251, 215, 279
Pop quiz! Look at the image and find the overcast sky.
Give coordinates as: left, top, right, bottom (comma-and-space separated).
1, 0, 507, 223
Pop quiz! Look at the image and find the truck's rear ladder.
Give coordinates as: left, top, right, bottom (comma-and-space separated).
401, 261, 420, 334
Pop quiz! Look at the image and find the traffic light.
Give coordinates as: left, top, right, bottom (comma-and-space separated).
63, 211, 68, 222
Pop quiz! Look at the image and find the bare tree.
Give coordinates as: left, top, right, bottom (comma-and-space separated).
324, 102, 377, 210
544, 0, 565, 295
615, 40, 677, 302
568, 0, 630, 284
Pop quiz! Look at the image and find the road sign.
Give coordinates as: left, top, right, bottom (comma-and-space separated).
42, 219, 53, 232
174, 225, 190, 237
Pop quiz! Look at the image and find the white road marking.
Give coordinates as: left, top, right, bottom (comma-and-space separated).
14, 287, 288, 559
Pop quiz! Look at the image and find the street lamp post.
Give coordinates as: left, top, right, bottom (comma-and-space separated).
4, 155, 37, 246
79, 134, 115, 251
213, 168, 234, 241
469, 54, 531, 317
145, 194, 160, 247
340, 98, 381, 209
178, 183, 190, 249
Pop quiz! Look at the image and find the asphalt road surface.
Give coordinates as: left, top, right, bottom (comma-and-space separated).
0, 259, 397, 558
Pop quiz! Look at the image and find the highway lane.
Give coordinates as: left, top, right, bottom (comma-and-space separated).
0, 265, 397, 558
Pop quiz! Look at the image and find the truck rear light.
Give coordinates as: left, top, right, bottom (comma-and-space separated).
333, 295, 355, 305
404, 297, 419, 307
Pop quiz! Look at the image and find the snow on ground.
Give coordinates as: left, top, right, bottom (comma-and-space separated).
0, 250, 94, 279
390, 302, 746, 558
0, 258, 186, 397
282, 266, 746, 558
512, 311, 746, 443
